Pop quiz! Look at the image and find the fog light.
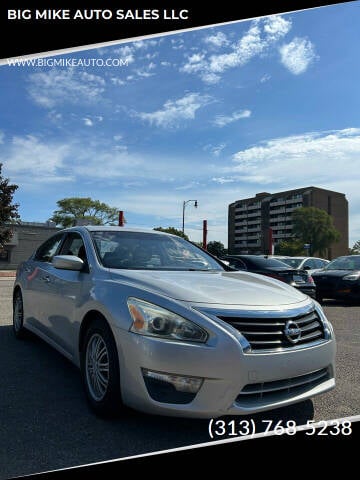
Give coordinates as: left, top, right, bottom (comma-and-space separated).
142, 369, 203, 394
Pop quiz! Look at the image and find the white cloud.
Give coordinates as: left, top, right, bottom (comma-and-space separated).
279, 37, 317, 75
171, 38, 184, 50
204, 31, 229, 48
111, 77, 126, 86
3, 135, 72, 183
113, 45, 135, 64
204, 143, 227, 157
136, 93, 211, 128
212, 177, 236, 184
213, 110, 251, 127
263, 15, 292, 41
260, 73, 271, 83
112, 38, 159, 64
28, 69, 106, 108
0, 131, 4, 144
48, 111, 63, 122
113, 134, 123, 141
175, 181, 201, 190
80, 72, 105, 85
228, 128, 360, 188
135, 69, 155, 78
83, 118, 93, 127
181, 16, 292, 83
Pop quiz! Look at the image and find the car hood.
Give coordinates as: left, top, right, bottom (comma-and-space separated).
108, 269, 308, 306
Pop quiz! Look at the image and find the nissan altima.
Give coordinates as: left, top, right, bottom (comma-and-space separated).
13, 227, 336, 418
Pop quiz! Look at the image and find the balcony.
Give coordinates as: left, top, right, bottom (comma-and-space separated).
269, 199, 286, 206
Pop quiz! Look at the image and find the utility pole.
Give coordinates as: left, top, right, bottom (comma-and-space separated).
118, 211, 125, 227
182, 200, 198, 233
202, 220, 207, 250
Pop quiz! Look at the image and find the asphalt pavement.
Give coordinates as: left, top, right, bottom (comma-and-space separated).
0, 278, 359, 478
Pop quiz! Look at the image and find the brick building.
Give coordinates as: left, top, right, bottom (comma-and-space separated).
228, 186, 348, 259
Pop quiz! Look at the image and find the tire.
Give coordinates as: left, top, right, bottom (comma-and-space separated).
80, 318, 123, 417
13, 290, 28, 339
315, 294, 323, 303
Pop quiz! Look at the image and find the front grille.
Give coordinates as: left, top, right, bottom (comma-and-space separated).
236, 368, 330, 406
218, 309, 326, 351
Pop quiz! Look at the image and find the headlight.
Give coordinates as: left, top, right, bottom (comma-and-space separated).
343, 273, 360, 281
314, 303, 334, 339
127, 298, 208, 343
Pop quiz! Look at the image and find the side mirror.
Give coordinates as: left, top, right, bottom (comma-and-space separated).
52, 255, 84, 271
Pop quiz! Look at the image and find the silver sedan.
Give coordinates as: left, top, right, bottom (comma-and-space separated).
13, 226, 336, 418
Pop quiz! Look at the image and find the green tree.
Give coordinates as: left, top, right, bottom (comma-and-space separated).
50, 197, 118, 228
153, 226, 189, 240
349, 240, 360, 255
206, 241, 227, 257
0, 163, 20, 249
292, 207, 340, 257
275, 239, 305, 256
192, 241, 204, 248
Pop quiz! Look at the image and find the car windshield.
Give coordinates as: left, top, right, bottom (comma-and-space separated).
325, 256, 360, 271
244, 257, 292, 269
91, 231, 224, 271
278, 258, 303, 268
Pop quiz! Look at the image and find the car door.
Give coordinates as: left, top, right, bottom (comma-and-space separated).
24, 232, 65, 333
41, 231, 91, 357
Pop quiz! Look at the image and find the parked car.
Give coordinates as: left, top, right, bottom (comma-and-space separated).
274, 256, 330, 275
221, 255, 316, 298
312, 255, 360, 302
13, 227, 335, 418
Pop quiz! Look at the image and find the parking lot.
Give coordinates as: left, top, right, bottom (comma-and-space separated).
0, 277, 359, 478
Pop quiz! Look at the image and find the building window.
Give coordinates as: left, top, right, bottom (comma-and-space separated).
0, 249, 10, 262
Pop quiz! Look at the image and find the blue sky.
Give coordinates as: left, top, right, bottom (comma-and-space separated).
1, 2, 360, 247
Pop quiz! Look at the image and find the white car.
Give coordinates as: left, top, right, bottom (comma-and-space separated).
275, 256, 330, 275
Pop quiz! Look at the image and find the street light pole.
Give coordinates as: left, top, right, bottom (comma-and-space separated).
182, 199, 198, 234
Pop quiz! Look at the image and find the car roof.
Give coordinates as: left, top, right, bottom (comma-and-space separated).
59, 226, 175, 236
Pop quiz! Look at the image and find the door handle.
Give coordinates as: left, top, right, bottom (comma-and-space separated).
42, 275, 51, 283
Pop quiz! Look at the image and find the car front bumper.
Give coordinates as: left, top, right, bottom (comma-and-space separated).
113, 324, 336, 418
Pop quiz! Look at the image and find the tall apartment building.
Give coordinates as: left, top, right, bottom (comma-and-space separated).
228, 186, 348, 259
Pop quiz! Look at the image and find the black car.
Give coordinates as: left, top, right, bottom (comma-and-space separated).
312, 255, 360, 302
221, 255, 316, 298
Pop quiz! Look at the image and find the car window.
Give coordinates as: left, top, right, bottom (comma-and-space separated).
91, 231, 223, 271
326, 256, 360, 270
59, 232, 87, 262
244, 257, 291, 268
281, 258, 302, 268
34, 234, 64, 263
227, 258, 247, 270
303, 259, 316, 269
